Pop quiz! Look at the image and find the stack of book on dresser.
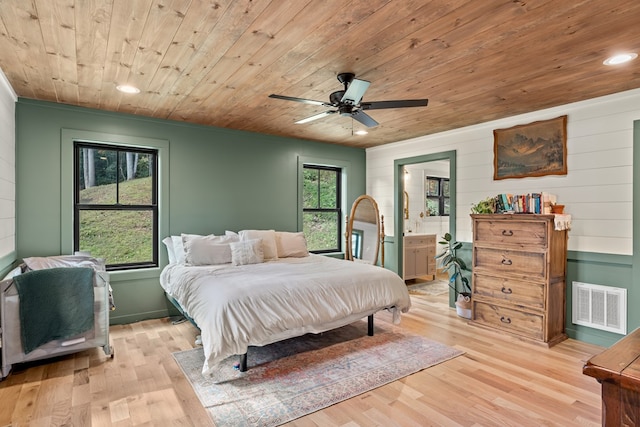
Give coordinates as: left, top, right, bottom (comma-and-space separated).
494, 192, 556, 214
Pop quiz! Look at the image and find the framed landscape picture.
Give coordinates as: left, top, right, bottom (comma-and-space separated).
493, 115, 568, 180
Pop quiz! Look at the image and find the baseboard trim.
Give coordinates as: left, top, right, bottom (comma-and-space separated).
109, 309, 170, 326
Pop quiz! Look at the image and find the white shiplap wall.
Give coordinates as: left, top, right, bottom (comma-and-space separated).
0, 67, 16, 260
367, 88, 640, 255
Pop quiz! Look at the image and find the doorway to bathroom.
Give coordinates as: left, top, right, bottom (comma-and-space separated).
394, 151, 456, 282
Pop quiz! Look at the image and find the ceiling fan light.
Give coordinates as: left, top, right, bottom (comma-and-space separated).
116, 84, 140, 94
603, 52, 637, 66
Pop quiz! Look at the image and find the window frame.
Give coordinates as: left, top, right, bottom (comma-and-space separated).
425, 176, 450, 216
61, 128, 169, 280
302, 164, 342, 254
73, 141, 159, 271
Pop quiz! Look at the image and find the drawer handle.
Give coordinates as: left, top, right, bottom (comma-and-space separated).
500, 316, 512, 324
501, 287, 513, 294
502, 230, 513, 236
501, 258, 513, 265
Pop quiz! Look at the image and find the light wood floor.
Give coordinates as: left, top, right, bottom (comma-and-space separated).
0, 290, 605, 427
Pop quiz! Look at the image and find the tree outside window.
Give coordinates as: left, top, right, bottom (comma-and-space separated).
74, 142, 158, 270
302, 165, 341, 253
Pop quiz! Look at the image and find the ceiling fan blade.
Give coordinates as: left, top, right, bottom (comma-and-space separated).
269, 94, 328, 106
351, 110, 379, 127
295, 110, 337, 124
360, 99, 429, 110
341, 79, 370, 105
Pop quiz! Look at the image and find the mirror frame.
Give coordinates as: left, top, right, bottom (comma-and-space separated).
345, 194, 385, 267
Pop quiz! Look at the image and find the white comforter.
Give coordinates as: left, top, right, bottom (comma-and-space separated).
160, 255, 411, 375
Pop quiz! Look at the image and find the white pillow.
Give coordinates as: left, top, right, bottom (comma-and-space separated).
230, 239, 264, 266
275, 231, 309, 257
239, 229, 278, 260
182, 234, 239, 265
225, 230, 239, 238
173, 233, 204, 264
162, 237, 176, 264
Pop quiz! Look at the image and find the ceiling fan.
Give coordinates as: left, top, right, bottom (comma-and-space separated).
269, 73, 428, 128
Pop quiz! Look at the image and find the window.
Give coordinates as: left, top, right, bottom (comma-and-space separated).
302, 165, 341, 253
74, 142, 158, 270
351, 229, 363, 259
425, 176, 449, 216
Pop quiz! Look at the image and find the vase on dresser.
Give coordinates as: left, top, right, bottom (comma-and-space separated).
455, 293, 472, 319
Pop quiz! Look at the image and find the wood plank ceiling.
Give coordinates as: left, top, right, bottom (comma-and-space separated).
0, 0, 639, 148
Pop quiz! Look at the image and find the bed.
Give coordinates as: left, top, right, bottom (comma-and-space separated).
160, 230, 411, 375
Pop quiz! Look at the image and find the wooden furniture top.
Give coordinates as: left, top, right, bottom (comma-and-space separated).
583, 328, 640, 392
470, 213, 559, 221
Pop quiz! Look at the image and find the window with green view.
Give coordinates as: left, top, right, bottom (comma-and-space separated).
74, 142, 158, 270
303, 165, 341, 253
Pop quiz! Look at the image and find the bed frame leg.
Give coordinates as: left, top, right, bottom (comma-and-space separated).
239, 353, 247, 372
368, 314, 374, 336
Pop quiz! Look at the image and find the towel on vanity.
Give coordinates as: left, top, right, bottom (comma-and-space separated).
13, 267, 94, 353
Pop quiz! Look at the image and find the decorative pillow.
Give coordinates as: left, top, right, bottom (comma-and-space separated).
162, 236, 176, 264
173, 233, 206, 264
182, 234, 239, 265
225, 230, 239, 238
275, 231, 309, 257
230, 239, 264, 266
238, 229, 278, 260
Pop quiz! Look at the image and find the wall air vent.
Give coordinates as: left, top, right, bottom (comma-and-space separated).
572, 281, 626, 335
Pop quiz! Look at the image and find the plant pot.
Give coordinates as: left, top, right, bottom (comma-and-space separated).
551, 204, 565, 214
455, 293, 472, 319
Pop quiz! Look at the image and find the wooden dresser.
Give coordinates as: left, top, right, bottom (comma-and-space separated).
403, 234, 436, 281
583, 328, 640, 426
470, 214, 568, 346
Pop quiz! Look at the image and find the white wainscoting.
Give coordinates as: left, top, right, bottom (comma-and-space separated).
0, 67, 16, 260
367, 88, 640, 255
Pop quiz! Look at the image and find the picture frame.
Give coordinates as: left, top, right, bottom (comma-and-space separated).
493, 115, 568, 180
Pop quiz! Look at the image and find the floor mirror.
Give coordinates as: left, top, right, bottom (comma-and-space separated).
345, 195, 385, 267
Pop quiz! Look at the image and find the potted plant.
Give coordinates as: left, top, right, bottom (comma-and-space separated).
470, 197, 496, 214
436, 233, 472, 319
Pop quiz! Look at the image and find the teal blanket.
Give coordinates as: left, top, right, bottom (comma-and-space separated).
14, 267, 95, 353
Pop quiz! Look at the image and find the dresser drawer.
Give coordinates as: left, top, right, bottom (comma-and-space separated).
473, 274, 544, 308
474, 219, 547, 248
474, 247, 546, 279
404, 235, 435, 247
473, 301, 544, 340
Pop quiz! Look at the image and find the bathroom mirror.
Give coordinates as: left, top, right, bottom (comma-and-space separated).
345, 195, 384, 267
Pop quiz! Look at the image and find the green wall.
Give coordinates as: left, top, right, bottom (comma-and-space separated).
15, 98, 366, 324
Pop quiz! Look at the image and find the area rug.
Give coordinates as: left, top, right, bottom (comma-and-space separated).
406, 279, 450, 296
173, 320, 463, 427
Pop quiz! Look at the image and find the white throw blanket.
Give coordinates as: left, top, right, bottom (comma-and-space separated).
160, 255, 411, 375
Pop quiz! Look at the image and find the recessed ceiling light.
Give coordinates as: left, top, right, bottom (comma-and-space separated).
354, 130, 368, 135
116, 84, 140, 94
603, 52, 638, 66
